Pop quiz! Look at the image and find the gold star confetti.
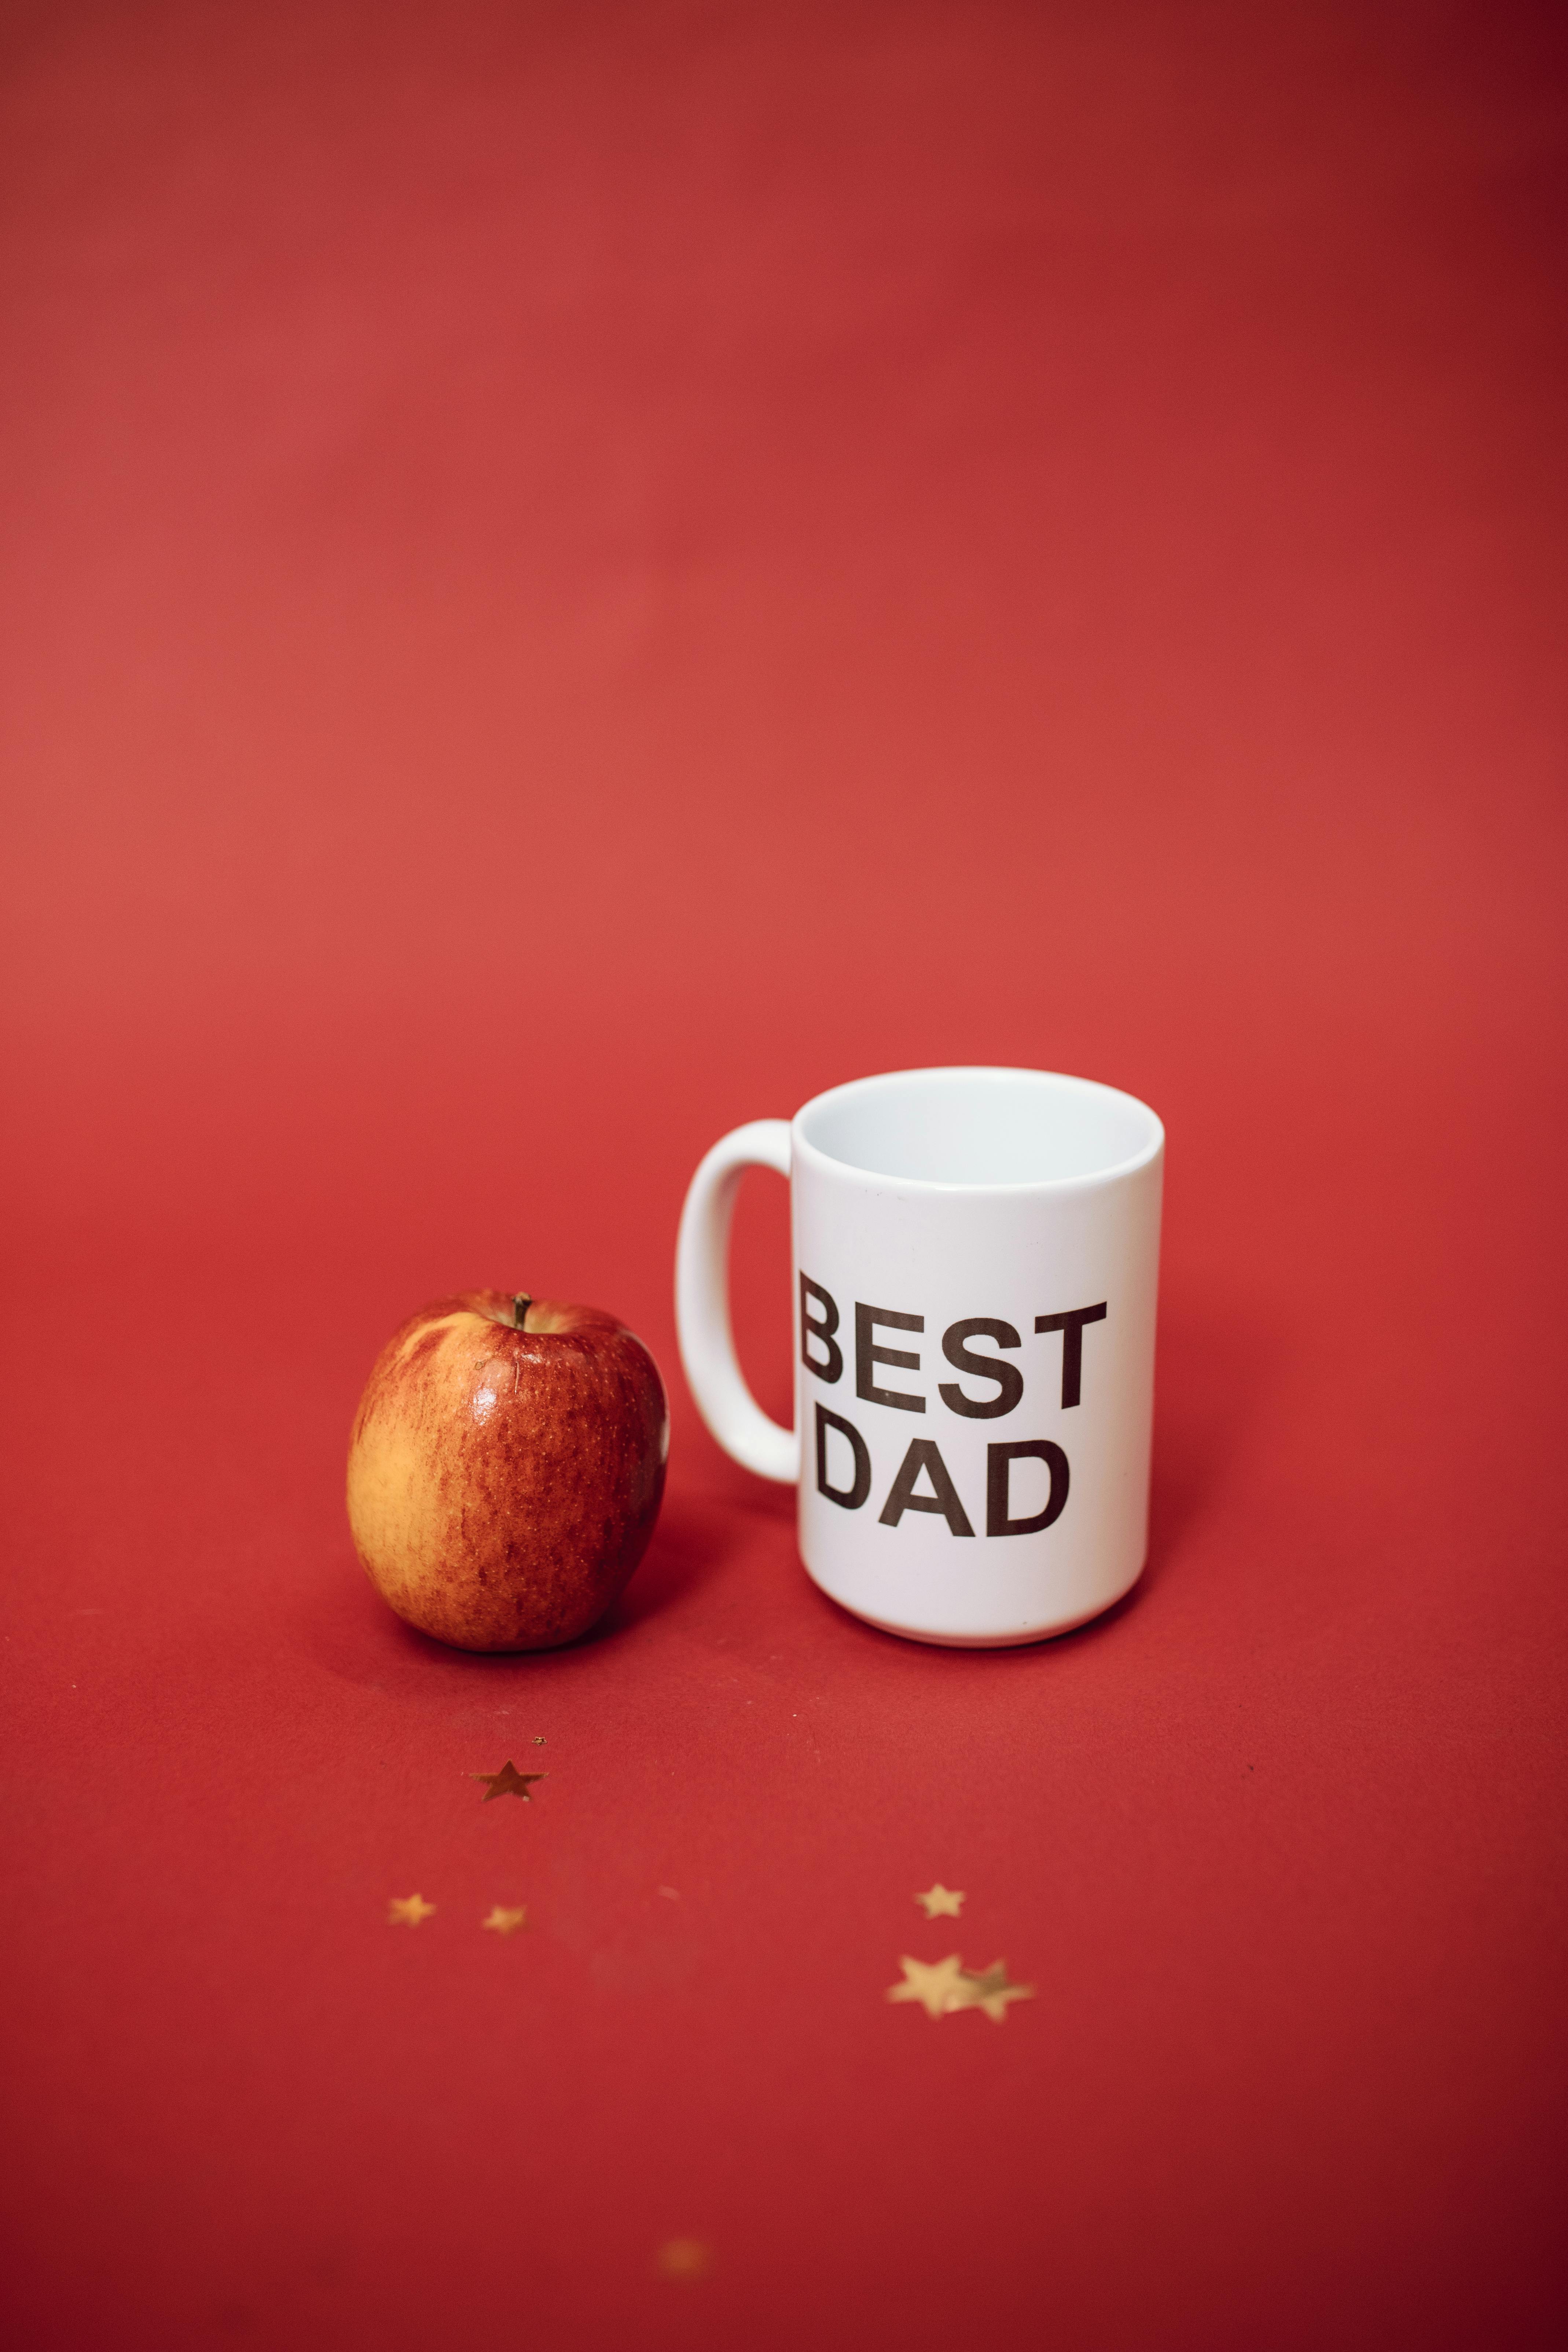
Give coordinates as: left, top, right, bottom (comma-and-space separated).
481, 1905, 528, 1937
473, 1760, 546, 1802
887, 1953, 1035, 2020
915, 1882, 965, 1919
387, 1893, 435, 1927
886, 1953, 970, 2018
955, 1960, 1034, 2023
657, 2239, 713, 2282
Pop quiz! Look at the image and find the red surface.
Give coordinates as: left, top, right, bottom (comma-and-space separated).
3, 4, 1566, 2347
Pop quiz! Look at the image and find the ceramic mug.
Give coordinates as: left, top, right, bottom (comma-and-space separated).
675, 1065, 1164, 1646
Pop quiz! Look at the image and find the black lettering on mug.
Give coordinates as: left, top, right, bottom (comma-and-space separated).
799, 1274, 844, 1384
878, 1439, 975, 1535
815, 1404, 871, 1509
938, 1318, 1023, 1419
1033, 1303, 1108, 1408
855, 1303, 925, 1413
986, 1440, 1070, 1535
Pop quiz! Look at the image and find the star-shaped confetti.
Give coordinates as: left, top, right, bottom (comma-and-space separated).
915, 1882, 965, 1919
955, 1960, 1034, 2022
886, 1953, 970, 2018
388, 1893, 435, 1927
657, 2239, 713, 2281
886, 1953, 1035, 2021
473, 1760, 546, 1802
481, 1905, 528, 1937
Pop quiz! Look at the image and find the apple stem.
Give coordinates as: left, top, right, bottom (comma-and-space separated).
513, 1294, 532, 1330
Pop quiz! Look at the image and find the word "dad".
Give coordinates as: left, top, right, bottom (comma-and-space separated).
798, 1275, 1108, 1538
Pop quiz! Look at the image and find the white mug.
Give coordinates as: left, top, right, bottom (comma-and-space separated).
675, 1066, 1164, 1646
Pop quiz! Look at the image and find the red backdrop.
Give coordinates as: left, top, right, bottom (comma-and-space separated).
3, 4, 1565, 2347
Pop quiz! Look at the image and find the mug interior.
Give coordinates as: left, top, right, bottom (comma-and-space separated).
796, 1066, 1161, 1187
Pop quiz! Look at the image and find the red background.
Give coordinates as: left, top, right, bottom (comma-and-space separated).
3, 4, 1566, 2346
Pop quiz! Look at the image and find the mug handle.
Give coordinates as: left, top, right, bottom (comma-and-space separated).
675, 1120, 799, 1484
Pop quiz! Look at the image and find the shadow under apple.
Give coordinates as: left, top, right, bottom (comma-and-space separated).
308, 1487, 739, 1691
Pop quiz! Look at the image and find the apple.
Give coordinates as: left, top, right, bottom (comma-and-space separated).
346, 1290, 668, 1651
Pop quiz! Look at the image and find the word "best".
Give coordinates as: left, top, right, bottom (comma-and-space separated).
798, 1276, 1106, 1416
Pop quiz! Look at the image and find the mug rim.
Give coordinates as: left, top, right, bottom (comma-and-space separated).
791, 1064, 1164, 1196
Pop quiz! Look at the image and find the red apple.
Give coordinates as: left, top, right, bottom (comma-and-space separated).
346, 1290, 668, 1651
